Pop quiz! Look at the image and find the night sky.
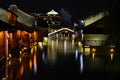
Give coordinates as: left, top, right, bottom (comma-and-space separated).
0, 0, 105, 19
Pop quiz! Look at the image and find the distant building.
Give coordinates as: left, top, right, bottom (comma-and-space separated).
83, 12, 114, 54
31, 9, 61, 29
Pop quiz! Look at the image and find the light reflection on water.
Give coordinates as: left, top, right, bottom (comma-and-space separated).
80, 54, 83, 73
8, 37, 120, 80
47, 38, 82, 54
75, 49, 79, 61
47, 37, 83, 64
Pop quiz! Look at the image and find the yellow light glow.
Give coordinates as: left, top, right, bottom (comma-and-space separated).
44, 37, 48, 41
72, 34, 75, 39
19, 51, 22, 56
110, 48, 114, 52
84, 47, 90, 55
33, 52, 37, 74
8, 61, 11, 66
2, 78, 7, 80
92, 53, 95, 60
19, 57, 22, 62
17, 30, 21, 39
78, 42, 83, 47
38, 42, 43, 49
31, 48, 34, 54
20, 65, 24, 76
23, 47, 27, 50
29, 59, 32, 70
92, 48, 96, 52
21, 49, 24, 52
43, 37, 48, 46
33, 31, 37, 41
110, 53, 113, 61
9, 54, 12, 58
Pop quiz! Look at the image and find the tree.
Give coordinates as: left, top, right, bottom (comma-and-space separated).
59, 8, 72, 27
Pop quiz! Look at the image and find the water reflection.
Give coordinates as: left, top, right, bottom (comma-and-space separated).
47, 37, 82, 64
33, 51, 37, 74
29, 59, 32, 70
92, 53, 96, 60
48, 38, 81, 55
110, 53, 114, 61
8, 37, 120, 80
75, 49, 78, 61
80, 54, 83, 73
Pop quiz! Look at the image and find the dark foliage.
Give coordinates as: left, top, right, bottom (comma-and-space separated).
59, 8, 72, 27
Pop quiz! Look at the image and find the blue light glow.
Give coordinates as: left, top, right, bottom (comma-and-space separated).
80, 54, 83, 73
75, 49, 78, 61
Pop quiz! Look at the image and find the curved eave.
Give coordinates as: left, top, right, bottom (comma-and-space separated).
47, 10, 59, 16
84, 12, 106, 27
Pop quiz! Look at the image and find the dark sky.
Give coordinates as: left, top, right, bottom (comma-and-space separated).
0, 0, 105, 19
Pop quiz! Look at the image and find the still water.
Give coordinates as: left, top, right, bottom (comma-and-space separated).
8, 37, 120, 80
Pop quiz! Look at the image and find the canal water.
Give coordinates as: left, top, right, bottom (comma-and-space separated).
8, 37, 120, 80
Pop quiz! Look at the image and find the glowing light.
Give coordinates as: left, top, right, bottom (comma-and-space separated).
80, 54, 83, 73
84, 47, 90, 56
43, 37, 48, 46
20, 65, 24, 76
38, 42, 43, 49
110, 48, 114, 52
2, 78, 7, 80
72, 34, 75, 39
92, 53, 95, 60
19, 57, 22, 63
34, 53, 37, 74
31, 48, 34, 54
47, 9, 59, 15
81, 20, 84, 24
9, 54, 12, 58
64, 40, 66, 54
19, 51, 22, 56
92, 48, 96, 52
35, 46, 37, 52
78, 42, 82, 46
110, 53, 114, 61
42, 52, 45, 61
75, 49, 78, 60
29, 59, 32, 70
8, 61, 11, 66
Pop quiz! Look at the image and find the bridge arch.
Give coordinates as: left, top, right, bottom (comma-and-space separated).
48, 28, 75, 36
